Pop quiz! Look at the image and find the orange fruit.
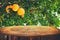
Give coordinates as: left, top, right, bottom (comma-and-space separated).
6, 6, 10, 13
17, 8, 25, 17
12, 4, 19, 11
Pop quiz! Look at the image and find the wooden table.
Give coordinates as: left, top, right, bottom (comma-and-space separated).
0, 26, 59, 40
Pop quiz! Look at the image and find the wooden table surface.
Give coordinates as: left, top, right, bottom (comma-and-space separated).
0, 26, 59, 37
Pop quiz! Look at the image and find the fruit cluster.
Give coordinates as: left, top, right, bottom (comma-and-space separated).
6, 4, 25, 18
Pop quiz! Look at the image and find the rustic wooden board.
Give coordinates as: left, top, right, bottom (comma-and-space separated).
0, 26, 59, 36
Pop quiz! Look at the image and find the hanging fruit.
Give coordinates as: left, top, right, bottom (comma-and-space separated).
6, 6, 11, 13
17, 8, 25, 18
12, 4, 19, 11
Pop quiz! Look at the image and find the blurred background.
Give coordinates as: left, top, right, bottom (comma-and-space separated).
0, 0, 60, 28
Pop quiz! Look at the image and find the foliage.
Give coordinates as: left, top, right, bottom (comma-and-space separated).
0, 0, 60, 28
